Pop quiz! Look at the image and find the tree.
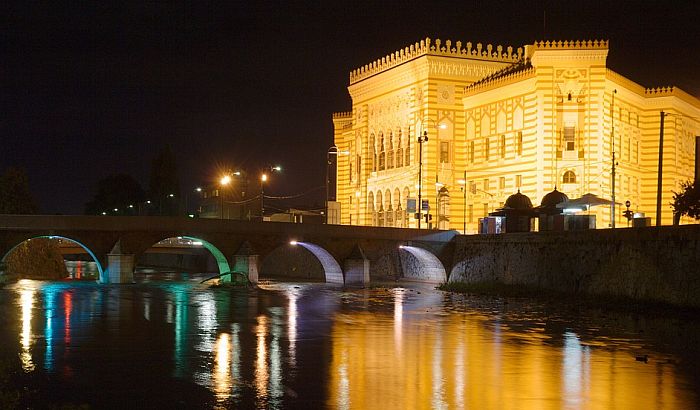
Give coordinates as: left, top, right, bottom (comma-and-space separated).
85, 174, 145, 215
671, 180, 700, 224
148, 145, 180, 215
0, 167, 38, 214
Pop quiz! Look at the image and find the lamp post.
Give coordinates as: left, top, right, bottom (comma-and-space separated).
417, 129, 428, 229
458, 170, 467, 234
219, 174, 232, 219
260, 165, 282, 222
326, 146, 350, 224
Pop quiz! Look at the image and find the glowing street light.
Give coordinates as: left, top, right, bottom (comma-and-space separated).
260, 165, 282, 221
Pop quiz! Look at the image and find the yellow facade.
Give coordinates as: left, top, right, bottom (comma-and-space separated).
333, 38, 700, 231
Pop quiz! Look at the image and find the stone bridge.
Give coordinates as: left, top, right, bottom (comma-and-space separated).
0, 215, 458, 285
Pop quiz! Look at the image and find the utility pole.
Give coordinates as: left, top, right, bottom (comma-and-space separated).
611, 89, 617, 228
417, 130, 428, 229
656, 111, 666, 226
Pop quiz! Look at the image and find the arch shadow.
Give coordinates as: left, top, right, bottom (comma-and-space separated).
261, 241, 343, 284
399, 246, 447, 283
1, 235, 105, 282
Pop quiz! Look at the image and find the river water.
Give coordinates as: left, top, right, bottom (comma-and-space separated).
1, 274, 699, 409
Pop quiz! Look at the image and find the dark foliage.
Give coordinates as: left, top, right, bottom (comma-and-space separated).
671, 180, 700, 224
0, 167, 38, 214
84, 174, 145, 215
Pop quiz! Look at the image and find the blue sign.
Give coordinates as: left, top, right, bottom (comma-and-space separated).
406, 198, 416, 213
422, 200, 430, 211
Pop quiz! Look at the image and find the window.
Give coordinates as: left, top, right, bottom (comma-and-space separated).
515, 174, 522, 189
483, 203, 489, 217
484, 138, 490, 161
517, 131, 523, 156
468, 205, 473, 223
483, 178, 490, 193
563, 170, 576, 184
440, 141, 450, 163
500, 135, 506, 158
499, 177, 505, 190
405, 143, 411, 166
564, 126, 575, 151
469, 141, 475, 163
378, 133, 385, 170
469, 181, 477, 194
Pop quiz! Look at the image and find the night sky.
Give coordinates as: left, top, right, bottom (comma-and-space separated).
2, 1, 699, 214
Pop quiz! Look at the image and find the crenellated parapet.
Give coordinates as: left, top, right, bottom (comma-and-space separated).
332, 111, 352, 119
349, 37, 523, 84
532, 39, 609, 49
644, 86, 675, 96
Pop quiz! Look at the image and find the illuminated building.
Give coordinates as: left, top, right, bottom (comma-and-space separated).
333, 38, 700, 231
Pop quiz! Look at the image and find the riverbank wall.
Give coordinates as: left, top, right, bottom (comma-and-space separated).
449, 225, 700, 307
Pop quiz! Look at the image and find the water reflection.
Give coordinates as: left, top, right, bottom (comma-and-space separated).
19, 280, 36, 372
1, 279, 698, 409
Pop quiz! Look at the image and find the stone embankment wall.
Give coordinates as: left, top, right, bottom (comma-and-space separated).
449, 225, 700, 307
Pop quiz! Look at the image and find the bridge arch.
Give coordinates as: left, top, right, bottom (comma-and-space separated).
260, 241, 343, 284
136, 236, 231, 276
1, 235, 105, 282
398, 245, 447, 283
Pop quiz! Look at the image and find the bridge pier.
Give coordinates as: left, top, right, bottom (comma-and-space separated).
231, 241, 258, 284
106, 253, 135, 284
105, 240, 134, 284
343, 245, 370, 286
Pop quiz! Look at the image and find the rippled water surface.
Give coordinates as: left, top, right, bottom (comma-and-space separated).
1, 275, 699, 409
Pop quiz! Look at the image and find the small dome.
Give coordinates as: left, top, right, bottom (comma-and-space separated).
504, 190, 533, 209
540, 188, 569, 208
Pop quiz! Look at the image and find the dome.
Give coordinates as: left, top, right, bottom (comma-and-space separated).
540, 188, 569, 208
504, 190, 533, 209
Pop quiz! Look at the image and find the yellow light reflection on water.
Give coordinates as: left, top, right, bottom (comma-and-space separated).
213, 333, 232, 401
255, 315, 269, 401
328, 311, 692, 409
18, 280, 36, 372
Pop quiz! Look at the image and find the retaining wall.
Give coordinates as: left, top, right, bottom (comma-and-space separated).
449, 225, 700, 307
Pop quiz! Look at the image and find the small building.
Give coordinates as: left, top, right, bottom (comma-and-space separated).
536, 188, 569, 231
485, 190, 535, 233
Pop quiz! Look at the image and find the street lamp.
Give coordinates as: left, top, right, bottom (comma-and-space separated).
219, 174, 232, 219
260, 165, 282, 221
415, 118, 446, 229
326, 146, 350, 224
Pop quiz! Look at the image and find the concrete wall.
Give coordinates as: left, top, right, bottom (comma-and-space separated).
450, 225, 700, 307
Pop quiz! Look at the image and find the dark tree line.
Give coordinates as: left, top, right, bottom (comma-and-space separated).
0, 167, 38, 214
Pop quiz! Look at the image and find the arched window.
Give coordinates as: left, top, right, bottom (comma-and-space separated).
378, 132, 386, 170
370, 133, 377, 172
396, 130, 403, 168
387, 132, 394, 169
563, 170, 576, 184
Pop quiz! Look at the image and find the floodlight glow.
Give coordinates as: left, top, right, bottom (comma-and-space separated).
261, 174, 268, 182
272, 166, 282, 171
195, 187, 202, 192
289, 240, 298, 245
113, 208, 118, 212
168, 193, 174, 197
220, 175, 232, 185
438, 123, 448, 129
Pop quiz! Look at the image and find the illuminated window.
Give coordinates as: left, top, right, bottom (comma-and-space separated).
469, 141, 475, 163
515, 174, 522, 188
440, 141, 450, 163
499, 177, 505, 190
564, 126, 575, 151
483, 203, 489, 217
468, 204, 473, 222
563, 170, 576, 184
484, 138, 490, 161
483, 178, 490, 192
517, 131, 523, 156
500, 135, 506, 158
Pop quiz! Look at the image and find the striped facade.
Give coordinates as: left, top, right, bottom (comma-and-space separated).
333, 38, 700, 231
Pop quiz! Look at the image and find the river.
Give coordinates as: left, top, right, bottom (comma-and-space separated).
0, 274, 698, 409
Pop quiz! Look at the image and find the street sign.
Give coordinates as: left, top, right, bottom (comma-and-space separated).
406, 198, 416, 213
421, 200, 430, 211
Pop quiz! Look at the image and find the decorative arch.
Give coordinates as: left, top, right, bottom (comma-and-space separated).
480, 113, 491, 137
1, 235, 105, 282
496, 111, 506, 134
378, 132, 386, 170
